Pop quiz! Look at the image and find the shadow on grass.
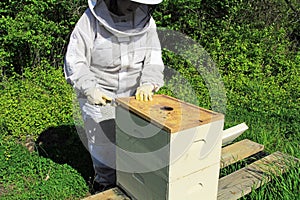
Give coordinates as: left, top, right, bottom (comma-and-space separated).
35, 125, 94, 186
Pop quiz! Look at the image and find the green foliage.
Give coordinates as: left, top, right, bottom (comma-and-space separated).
205, 22, 300, 158
0, 134, 89, 199
154, 0, 243, 40
154, 0, 202, 37
0, 0, 87, 75
232, 0, 300, 48
158, 50, 210, 108
0, 67, 75, 139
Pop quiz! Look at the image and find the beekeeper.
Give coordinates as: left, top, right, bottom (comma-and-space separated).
64, 0, 164, 193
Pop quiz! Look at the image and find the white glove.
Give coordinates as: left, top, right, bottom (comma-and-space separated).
84, 87, 112, 105
135, 84, 155, 101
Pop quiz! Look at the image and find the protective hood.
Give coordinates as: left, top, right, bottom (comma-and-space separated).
88, 0, 155, 37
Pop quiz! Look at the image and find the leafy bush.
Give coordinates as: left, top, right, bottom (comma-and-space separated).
154, 0, 242, 40
232, 0, 300, 48
0, 0, 87, 75
0, 67, 75, 139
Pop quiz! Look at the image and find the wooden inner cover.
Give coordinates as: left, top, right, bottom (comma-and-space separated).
116, 95, 224, 133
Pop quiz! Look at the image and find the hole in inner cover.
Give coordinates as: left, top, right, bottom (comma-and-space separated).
160, 106, 174, 111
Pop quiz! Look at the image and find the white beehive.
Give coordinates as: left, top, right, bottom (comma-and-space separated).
115, 95, 224, 200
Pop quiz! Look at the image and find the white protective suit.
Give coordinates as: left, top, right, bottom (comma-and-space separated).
64, 0, 164, 188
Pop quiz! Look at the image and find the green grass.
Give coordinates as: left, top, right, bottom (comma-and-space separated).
0, 69, 94, 199
0, 133, 89, 200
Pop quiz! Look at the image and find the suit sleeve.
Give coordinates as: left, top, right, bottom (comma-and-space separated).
64, 10, 97, 93
140, 19, 164, 91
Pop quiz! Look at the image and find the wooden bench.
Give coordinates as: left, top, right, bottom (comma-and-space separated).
82, 139, 298, 200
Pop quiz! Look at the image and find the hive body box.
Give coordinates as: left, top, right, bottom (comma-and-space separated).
115, 95, 224, 200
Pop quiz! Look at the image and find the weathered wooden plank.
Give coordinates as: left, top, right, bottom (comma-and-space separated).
220, 139, 264, 168
82, 188, 130, 200
217, 151, 298, 200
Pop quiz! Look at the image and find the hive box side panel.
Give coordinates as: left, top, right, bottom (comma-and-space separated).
117, 169, 168, 200
116, 106, 170, 153
168, 164, 220, 200
169, 120, 224, 181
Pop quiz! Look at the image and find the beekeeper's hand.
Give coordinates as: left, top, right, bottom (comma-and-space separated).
136, 84, 155, 101
85, 87, 112, 105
